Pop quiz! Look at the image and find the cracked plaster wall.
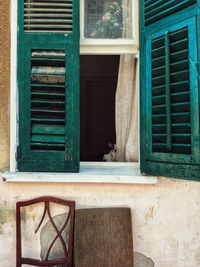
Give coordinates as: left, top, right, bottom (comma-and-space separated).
1, 1, 200, 267
1, 179, 200, 267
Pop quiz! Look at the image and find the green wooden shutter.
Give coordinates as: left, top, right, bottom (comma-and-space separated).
17, 0, 79, 172
144, 0, 196, 26
140, 0, 200, 180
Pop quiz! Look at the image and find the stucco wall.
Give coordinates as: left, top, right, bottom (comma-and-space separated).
0, 0, 10, 169
1, 2, 200, 267
1, 177, 200, 267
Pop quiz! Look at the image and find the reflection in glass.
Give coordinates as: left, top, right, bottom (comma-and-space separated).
84, 0, 133, 39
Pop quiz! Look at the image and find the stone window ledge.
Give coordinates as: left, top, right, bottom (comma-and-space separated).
2, 162, 158, 184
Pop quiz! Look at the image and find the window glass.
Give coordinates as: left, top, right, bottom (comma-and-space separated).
84, 0, 133, 39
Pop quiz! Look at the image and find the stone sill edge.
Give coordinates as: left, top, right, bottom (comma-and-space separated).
2, 162, 158, 184
2, 172, 157, 184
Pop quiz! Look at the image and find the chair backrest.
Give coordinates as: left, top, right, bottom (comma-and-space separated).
16, 196, 75, 267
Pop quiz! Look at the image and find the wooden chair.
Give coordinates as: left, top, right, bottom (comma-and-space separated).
16, 196, 75, 267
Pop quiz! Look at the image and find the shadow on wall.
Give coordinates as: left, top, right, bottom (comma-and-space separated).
134, 252, 154, 267
40, 213, 154, 267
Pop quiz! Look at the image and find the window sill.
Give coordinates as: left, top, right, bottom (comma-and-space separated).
2, 162, 158, 184
80, 42, 138, 55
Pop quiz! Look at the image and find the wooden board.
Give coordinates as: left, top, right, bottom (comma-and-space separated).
74, 208, 133, 267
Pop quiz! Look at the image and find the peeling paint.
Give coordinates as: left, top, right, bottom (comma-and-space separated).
145, 206, 156, 222
0, 204, 38, 234
168, 238, 179, 250
0, 206, 15, 234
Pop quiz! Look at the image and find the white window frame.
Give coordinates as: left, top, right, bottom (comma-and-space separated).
9, 0, 139, 172
80, 0, 139, 55
10, 0, 18, 172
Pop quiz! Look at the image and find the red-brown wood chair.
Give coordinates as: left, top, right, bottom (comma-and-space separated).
16, 196, 75, 267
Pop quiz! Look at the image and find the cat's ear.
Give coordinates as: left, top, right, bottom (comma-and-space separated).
108, 143, 114, 149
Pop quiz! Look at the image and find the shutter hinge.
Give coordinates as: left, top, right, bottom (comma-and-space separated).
65, 153, 69, 160
16, 145, 21, 161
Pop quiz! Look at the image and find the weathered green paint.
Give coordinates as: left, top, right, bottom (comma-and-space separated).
164, 32, 172, 151
17, 0, 80, 172
140, 0, 200, 180
144, 0, 196, 26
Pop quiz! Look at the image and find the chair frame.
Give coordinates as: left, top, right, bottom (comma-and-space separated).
16, 196, 75, 267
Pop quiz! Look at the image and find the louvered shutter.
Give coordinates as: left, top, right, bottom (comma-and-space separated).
140, 0, 200, 180
17, 0, 79, 172
144, 0, 196, 26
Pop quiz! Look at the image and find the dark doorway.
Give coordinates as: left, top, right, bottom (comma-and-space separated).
80, 55, 120, 161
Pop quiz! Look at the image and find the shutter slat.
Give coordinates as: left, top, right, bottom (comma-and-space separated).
32, 125, 65, 135
31, 145, 65, 149
24, 3, 72, 7
26, 0, 72, 2
152, 143, 191, 154
152, 124, 167, 133
146, 0, 169, 12
31, 118, 65, 123
31, 66, 65, 75
171, 123, 191, 134
24, 30, 70, 33
144, 0, 196, 26
30, 49, 66, 151
152, 84, 165, 93
24, 0, 73, 33
170, 49, 188, 62
31, 74, 65, 84
31, 83, 65, 87
170, 60, 188, 72
25, 19, 72, 23
32, 100, 65, 105
31, 143, 65, 151
171, 91, 190, 102
31, 92, 65, 97
151, 27, 192, 155
170, 81, 189, 93
31, 109, 65, 114
25, 25, 72, 29
24, 14, 72, 18
32, 135, 65, 143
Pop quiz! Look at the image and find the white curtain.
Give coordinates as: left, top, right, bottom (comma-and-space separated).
115, 0, 139, 162
115, 54, 139, 162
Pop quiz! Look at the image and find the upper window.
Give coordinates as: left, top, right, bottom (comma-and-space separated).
84, 0, 133, 39
80, 0, 138, 54
10, 0, 200, 180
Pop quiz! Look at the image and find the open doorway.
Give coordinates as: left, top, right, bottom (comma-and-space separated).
80, 55, 120, 161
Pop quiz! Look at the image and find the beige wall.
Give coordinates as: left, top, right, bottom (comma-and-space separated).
1, 176, 200, 267
0, 0, 10, 169
1, 2, 200, 267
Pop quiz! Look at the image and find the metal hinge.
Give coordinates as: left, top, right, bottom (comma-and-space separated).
65, 153, 69, 160
16, 145, 21, 161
